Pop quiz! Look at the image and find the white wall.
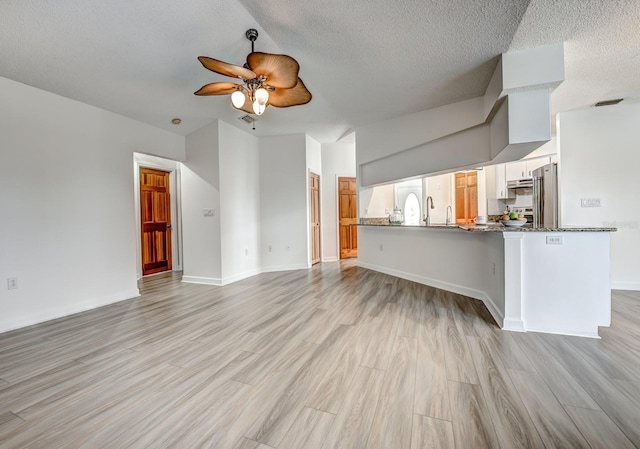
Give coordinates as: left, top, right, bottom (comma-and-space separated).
306, 135, 322, 175
356, 45, 564, 186
219, 121, 261, 282
559, 103, 640, 290
181, 122, 222, 284
359, 184, 395, 217
356, 97, 485, 165
0, 76, 185, 333
320, 143, 356, 261
424, 174, 454, 223
260, 134, 310, 271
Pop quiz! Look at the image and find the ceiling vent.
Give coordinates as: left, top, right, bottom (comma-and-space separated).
594, 98, 623, 107
238, 114, 256, 125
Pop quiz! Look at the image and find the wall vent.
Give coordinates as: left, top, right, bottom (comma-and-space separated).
238, 115, 256, 124
594, 98, 623, 107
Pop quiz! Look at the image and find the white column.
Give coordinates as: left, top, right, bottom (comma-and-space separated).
502, 233, 525, 331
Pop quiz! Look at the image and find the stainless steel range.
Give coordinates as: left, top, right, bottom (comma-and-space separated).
512, 207, 534, 223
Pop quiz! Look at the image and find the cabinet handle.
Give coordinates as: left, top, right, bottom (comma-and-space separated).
522, 171, 525, 177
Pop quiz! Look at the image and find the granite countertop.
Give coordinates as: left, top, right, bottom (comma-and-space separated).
358, 218, 616, 232
458, 223, 616, 232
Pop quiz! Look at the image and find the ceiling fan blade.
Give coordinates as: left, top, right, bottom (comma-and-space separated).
247, 52, 299, 89
198, 56, 256, 80
194, 82, 242, 96
268, 78, 312, 108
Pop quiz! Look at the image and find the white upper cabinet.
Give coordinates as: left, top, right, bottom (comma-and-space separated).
505, 157, 551, 181
505, 161, 528, 181
495, 163, 513, 200
525, 157, 550, 177
494, 156, 552, 199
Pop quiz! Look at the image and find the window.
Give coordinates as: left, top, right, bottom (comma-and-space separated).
404, 193, 421, 225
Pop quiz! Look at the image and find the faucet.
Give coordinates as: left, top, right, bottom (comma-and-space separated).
424, 196, 435, 225
446, 205, 452, 225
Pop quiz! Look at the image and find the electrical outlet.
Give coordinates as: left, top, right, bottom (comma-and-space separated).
581, 198, 601, 208
268, 245, 272, 252
546, 236, 563, 245
7, 277, 17, 290
203, 208, 215, 217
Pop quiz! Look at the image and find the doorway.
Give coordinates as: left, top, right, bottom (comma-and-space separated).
338, 176, 357, 259
310, 173, 321, 265
140, 167, 173, 275
455, 171, 478, 224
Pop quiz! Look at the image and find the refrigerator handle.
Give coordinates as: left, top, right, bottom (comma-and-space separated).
532, 176, 543, 229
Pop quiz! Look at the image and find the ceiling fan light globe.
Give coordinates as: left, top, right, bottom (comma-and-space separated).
255, 87, 269, 106
252, 100, 266, 115
231, 90, 246, 108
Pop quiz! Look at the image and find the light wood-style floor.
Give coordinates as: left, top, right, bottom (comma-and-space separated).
1, 261, 640, 448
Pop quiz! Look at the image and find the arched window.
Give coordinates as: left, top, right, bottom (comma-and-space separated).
404, 192, 421, 225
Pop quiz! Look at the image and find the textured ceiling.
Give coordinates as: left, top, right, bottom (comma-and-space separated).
509, 0, 640, 121
1, 0, 638, 142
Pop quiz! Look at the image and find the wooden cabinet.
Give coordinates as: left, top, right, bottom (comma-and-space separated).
455, 171, 478, 224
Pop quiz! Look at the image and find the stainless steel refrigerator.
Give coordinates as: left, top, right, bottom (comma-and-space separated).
532, 163, 558, 228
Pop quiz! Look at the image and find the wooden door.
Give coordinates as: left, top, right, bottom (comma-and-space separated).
338, 177, 358, 259
455, 171, 478, 224
310, 173, 321, 265
140, 167, 172, 275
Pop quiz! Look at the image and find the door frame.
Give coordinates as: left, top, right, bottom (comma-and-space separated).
308, 170, 321, 265
134, 153, 182, 279
337, 175, 358, 260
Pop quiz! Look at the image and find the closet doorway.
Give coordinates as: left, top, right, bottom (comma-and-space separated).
140, 167, 173, 275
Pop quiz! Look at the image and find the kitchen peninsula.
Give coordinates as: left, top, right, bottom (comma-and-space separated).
357, 220, 616, 338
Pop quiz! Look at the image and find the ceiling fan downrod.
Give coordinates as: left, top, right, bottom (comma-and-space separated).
245, 28, 258, 53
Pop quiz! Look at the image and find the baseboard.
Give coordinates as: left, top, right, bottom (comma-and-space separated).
261, 263, 310, 273
221, 269, 262, 285
612, 281, 640, 291
480, 293, 505, 328
322, 256, 339, 262
357, 261, 509, 329
181, 276, 222, 286
183, 265, 310, 284
502, 318, 526, 332
523, 326, 601, 339
0, 288, 140, 334
356, 261, 486, 302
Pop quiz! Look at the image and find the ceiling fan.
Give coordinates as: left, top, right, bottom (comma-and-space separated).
195, 29, 312, 116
